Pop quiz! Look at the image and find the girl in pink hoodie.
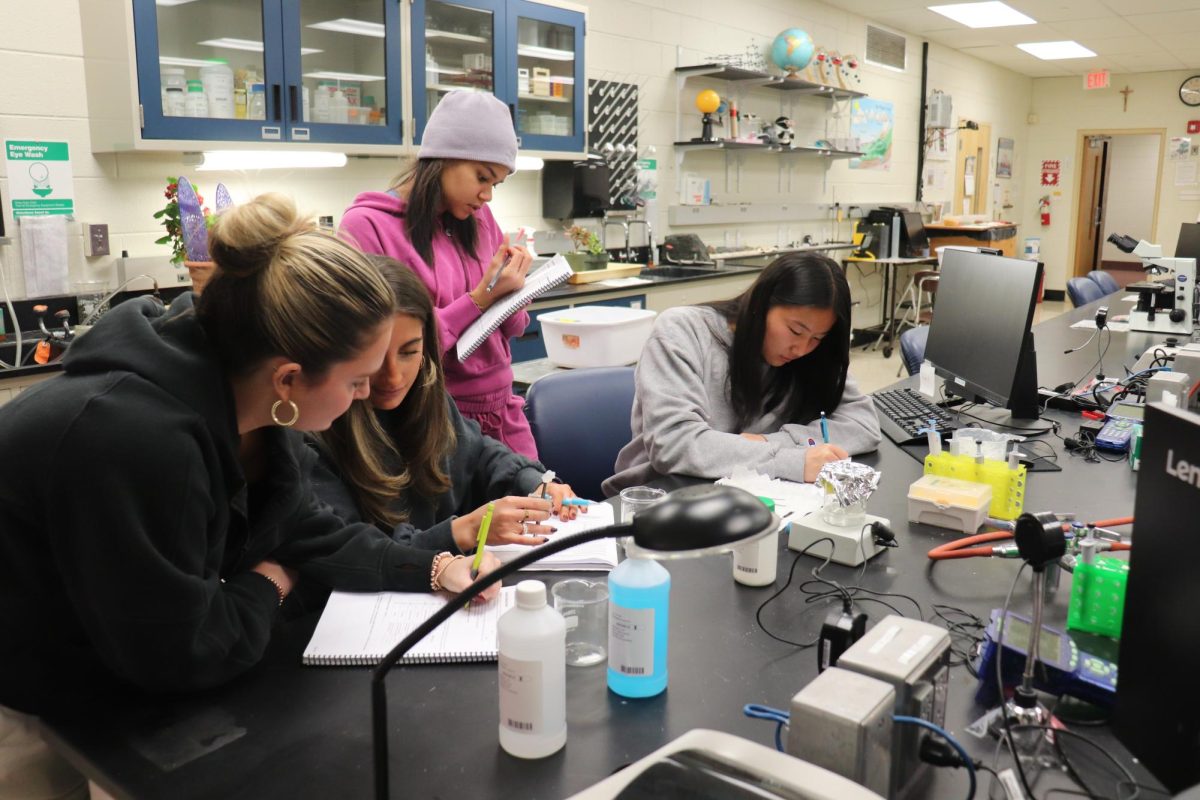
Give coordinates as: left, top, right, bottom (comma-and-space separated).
341, 92, 538, 457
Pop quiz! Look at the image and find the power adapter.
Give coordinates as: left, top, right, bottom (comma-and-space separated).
818, 604, 868, 672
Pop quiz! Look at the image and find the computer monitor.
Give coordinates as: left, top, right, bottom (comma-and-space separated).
865, 208, 929, 258
1175, 221, 1200, 260
1116, 402, 1200, 792
923, 249, 1042, 419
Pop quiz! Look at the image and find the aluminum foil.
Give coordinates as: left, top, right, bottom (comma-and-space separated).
816, 460, 881, 508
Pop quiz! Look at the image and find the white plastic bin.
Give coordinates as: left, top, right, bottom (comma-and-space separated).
537, 306, 657, 368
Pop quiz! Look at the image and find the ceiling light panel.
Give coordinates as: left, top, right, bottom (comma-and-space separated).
927, 2, 1036, 28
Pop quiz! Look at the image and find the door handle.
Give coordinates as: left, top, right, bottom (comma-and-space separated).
272, 84, 282, 122
289, 85, 299, 123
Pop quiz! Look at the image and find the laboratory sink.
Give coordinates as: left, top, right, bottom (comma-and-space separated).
640, 265, 722, 279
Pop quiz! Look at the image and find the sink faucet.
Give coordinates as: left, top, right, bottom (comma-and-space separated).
602, 217, 630, 262
627, 219, 654, 266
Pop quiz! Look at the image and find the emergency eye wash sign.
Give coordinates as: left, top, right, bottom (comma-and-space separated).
5, 140, 75, 217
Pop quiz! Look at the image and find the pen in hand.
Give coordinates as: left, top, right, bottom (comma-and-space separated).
470, 502, 495, 579
819, 411, 830, 444
485, 256, 511, 293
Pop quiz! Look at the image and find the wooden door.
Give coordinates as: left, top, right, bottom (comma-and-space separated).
1074, 135, 1110, 277
953, 123, 991, 216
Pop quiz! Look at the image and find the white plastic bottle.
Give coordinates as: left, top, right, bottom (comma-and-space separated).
732, 496, 779, 587
498, 580, 566, 759
200, 58, 234, 119
312, 85, 331, 123
184, 80, 208, 118
330, 88, 349, 124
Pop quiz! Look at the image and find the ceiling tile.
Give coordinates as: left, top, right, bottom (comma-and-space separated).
1006, 0, 1118, 23
1100, 0, 1200, 13
1048, 17, 1143, 40
1145, 31, 1200, 51
1163, 51, 1200, 70
1126, 10, 1200, 35
1110, 52, 1187, 71
1085, 35, 1163, 56
866, 9, 963, 33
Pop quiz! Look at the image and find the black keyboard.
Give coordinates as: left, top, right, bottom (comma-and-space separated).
872, 388, 959, 445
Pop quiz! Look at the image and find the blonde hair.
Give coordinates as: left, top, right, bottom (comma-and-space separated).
315, 255, 455, 528
196, 192, 393, 378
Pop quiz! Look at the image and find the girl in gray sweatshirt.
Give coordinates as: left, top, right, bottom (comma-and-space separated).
604, 252, 881, 494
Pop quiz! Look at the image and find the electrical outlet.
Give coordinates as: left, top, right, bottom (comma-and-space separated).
177, 273, 191, 284
84, 223, 110, 257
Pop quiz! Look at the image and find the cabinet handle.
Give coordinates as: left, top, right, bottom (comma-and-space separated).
289, 85, 299, 123
272, 84, 282, 122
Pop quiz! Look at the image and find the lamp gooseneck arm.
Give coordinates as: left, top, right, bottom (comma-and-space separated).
372, 523, 633, 800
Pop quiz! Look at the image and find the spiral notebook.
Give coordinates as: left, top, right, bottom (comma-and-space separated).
303, 587, 516, 666
456, 254, 573, 361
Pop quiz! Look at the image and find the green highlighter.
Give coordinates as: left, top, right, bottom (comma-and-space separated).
470, 502, 495, 578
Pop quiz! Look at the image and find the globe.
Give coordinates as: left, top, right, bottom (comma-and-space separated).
771, 28, 814, 78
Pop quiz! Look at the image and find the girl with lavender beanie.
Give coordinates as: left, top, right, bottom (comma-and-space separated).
340, 91, 539, 458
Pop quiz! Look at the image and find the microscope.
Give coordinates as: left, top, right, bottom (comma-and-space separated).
1107, 233, 1196, 335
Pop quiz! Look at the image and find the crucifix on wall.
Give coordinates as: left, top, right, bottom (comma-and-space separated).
1120, 85, 1133, 112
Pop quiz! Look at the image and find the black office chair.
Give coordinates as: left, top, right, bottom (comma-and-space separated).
899, 325, 929, 376
523, 367, 636, 501
1067, 276, 1105, 307
1087, 270, 1120, 295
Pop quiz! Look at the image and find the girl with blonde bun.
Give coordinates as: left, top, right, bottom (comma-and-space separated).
0, 193, 500, 798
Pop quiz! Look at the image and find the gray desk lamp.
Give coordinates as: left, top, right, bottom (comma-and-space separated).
371, 484, 778, 800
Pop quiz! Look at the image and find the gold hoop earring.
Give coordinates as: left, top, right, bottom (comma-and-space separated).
271, 399, 300, 427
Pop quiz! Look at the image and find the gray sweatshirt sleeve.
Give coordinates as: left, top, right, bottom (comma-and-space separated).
632, 310, 809, 482
765, 375, 882, 454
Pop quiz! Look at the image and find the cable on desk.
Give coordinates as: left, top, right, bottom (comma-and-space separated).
931, 604, 987, 673
1009, 724, 1144, 800
743, 704, 790, 752
995, 563, 1039, 799
755, 539, 841, 648
896, 715, 976, 800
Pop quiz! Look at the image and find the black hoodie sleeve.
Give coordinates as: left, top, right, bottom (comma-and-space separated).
448, 400, 546, 506
45, 380, 279, 694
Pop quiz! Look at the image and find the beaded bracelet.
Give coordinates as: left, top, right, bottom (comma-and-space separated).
430, 552, 463, 591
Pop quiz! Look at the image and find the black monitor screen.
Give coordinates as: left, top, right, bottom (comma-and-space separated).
900, 210, 927, 257
1176, 222, 1200, 260
924, 249, 1043, 411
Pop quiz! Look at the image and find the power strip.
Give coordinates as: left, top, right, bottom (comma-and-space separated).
787, 513, 890, 566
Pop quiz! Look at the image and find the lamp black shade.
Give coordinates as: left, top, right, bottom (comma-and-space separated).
372, 484, 776, 799
631, 484, 776, 554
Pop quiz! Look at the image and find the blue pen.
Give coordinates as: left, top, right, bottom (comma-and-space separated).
819, 411, 830, 444
561, 498, 591, 507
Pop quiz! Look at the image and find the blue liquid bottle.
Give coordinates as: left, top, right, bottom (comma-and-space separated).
607, 556, 670, 697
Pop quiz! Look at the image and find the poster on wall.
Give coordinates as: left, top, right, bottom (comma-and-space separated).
5, 140, 75, 217
1169, 137, 1191, 160
996, 137, 1014, 179
849, 97, 893, 171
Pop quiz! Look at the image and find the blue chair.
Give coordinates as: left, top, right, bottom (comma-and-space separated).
1067, 276, 1105, 307
1087, 270, 1120, 295
899, 325, 929, 376
524, 367, 635, 501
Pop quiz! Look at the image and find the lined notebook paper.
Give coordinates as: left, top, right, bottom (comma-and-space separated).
303, 587, 516, 666
488, 501, 619, 571
456, 255, 573, 362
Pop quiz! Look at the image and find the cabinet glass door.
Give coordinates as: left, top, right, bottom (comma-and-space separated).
287, 0, 402, 144
135, 0, 286, 141
412, 0, 502, 144
508, 1, 584, 152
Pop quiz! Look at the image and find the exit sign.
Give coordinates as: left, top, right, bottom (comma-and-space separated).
1085, 70, 1110, 90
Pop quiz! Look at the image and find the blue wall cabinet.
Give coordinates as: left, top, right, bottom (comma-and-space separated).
412, 0, 585, 153
83, 0, 404, 150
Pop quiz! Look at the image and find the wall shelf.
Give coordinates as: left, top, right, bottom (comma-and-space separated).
673, 63, 865, 100
674, 140, 861, 158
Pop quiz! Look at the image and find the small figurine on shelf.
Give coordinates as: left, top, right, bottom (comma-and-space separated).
808, 48, 829, 85
774, 117, 795, 147
694, 89, 721, 142
838, 53, 862, 90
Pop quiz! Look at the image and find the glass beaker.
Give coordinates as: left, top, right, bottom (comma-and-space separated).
550, 579, 608, 667
73, 280, 109, 323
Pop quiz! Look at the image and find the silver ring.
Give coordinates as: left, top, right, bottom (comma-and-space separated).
522, 520, 530, 534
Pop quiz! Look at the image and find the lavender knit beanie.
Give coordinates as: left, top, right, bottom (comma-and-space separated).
418, 91, 518, 173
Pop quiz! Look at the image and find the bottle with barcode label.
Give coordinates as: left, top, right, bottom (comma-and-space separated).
607, 556, 670, 697
498, 580, 566, 758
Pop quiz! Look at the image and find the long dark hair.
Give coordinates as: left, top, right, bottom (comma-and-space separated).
703, 252, 851, 429
390, 159, 479, 269
314, 256, 455, 527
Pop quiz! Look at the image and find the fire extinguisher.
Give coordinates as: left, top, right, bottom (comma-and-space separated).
1039, 195, 1051, 226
